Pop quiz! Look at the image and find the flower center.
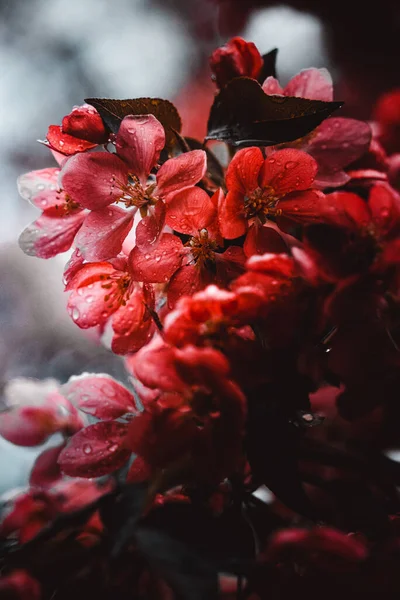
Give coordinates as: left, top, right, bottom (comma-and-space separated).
99, 272, 132, 308
187, 229, 218, 267
114, 175, 158, 214
244, 186, 282, 222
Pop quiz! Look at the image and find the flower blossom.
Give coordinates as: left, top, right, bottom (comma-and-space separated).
61, 114, 206, 260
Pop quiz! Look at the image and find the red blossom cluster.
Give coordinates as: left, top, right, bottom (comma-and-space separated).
3, 37, 400, 600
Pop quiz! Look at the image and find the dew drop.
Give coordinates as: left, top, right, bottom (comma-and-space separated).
72, 307, 80, 321
86, 295, 94, 303
36, 183, 45, 191
145, 254, 150, 259
59, 140, 65, 146
155, 256, 161, 262
108, 443, 118, 452
284, 161, 297, 170
83, 443, 92, 454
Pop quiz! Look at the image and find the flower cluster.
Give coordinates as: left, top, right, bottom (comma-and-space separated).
3, 37, 400, 600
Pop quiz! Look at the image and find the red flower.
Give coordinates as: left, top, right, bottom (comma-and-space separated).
219, 147, 329, 239
45, 103, 108, 155
126, 338, 247, 483
0, 570, 41, 600
263, 69, 371, 187
61, 114, 206, 260
58, 373, 139, 477
17, 168, 86, 258
304, 183, 400, 284
0, 378, 84, 447
129, 188, 246, 307
66, 257, 156, 354
209, 36, 263, 88
265, 526, 367, 570
373, 88, 400, 154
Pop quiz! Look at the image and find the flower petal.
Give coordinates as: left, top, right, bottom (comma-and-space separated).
46, 125, 97, 155
63, 373, 137, 419
226, 147, 264, 195
58, 421, 130, 478
259, 149, 318, 195
0, 406, 62, 446
166, 186, 217, 234
111, 286, 155, 354
369, 183, 400, 236
75, 206, 134, 260
129, 336, 185, 392
218, 190, 247, 239
305, 118, 372, 172
284, 68, 333, 101
63, 248, 85, 289
61, 152, 129, 209
17, 168, 65, 211
115, 114, 165, 183
156, 150, 207, 198
135, 200, 166, 251
167, 264, 205, 308
29, 444, 64, 488
244, 222, 289, 256
262, 76, 284, 95
67, 279, 118, 328
18, 212, 85, 259
129, 233, 183, 283
278, 189, 336, 224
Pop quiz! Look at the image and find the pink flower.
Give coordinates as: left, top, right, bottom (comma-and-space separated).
58, 373, 140, 477
61, 114, 206, 260
17, 168, 86, 258
263, 68, 372, 187
130, 188, 246, 307
66, 257, 156, 354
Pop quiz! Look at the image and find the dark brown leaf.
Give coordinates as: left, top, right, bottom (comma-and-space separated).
85, 97, 182, 150
206, 77, 343, 147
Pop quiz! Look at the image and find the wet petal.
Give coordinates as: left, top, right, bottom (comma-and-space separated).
218, 190, 247, 239
167, 264, 204, 308
135, 200, 166, 251
111, 286, 155, 354
116, 114, 165, 183
46, 125, 97, 155
63, 248, 85, 289
129, 233, 183, 283
67, 279, 119, 328
306, 118, 372, 172
156, 150, 207, 198
19, 211, 85, 259
166, 186, 217, 235
63, 373, 138, 419
17, 168, 65, 211
278, 189, 338, 224
259, 149, 318, 195
129, 337, 184, 392
61, 152, 129, 209
75, 206, 134, 261
284, 68, 333, 101
226, 147, 264, 195
58, 422, 130, 478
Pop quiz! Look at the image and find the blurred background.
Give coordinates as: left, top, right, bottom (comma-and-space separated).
0, 0, 399, 490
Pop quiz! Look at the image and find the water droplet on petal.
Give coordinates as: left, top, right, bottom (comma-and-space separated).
72, 307, 80, 321
37, 183, 45, 191
86, 295, 94, 303
108, 443, 118, 452
155, 256, 161, 262
83, 443, 92, 454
